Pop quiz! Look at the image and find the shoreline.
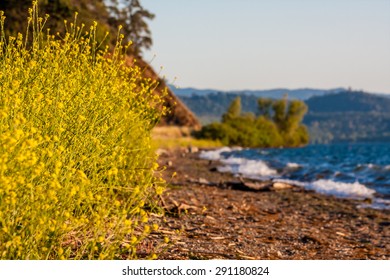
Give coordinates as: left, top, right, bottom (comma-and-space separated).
198, 147, 390, 210
154, 148, 390, 260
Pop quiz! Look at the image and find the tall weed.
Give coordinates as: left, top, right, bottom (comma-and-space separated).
0, 2, 166, 259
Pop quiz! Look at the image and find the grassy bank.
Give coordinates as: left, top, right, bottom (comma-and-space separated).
152, 126, 222, 149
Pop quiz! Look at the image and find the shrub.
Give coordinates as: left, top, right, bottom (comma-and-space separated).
197, 96, 309, 148
0, 3, 166, 259
195, 122, 237, 146
254, 116, 283, 147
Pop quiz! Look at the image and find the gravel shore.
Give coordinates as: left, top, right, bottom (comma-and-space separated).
152, 148, 390, 260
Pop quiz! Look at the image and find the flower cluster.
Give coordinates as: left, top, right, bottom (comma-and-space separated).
0, 2, 166, 259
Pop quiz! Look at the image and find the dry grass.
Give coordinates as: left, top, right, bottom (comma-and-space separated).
152, 126, 222, 149
152, 126, 192, 139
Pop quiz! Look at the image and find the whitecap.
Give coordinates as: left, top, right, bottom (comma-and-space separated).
218, 157, 277, 178
286, 162, 301, 169
275, 179, 390, 209
306, 179, 375, 199
199, 147, 232, 161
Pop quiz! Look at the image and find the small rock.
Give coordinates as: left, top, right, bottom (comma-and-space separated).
272, 182, 293, 190
198, 177, 210, 185
188, 146, 199, 153
156, 148, 169, 157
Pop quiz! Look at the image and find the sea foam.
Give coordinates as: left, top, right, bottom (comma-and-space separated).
199, 145, 389, 209
275, 178, 376, 199
306, 179, 375, 199
218, 157, 277, 177
199, 147, 277, 178
286, 162, 301, 169
199, 147, 232, 161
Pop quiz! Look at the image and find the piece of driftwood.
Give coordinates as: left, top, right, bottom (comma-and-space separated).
221, 178, 273, 192
187, 177, 214, 186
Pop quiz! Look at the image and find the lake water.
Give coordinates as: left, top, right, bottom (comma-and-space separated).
199, 143, 390, 210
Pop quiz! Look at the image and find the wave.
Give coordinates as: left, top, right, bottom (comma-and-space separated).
200, 147, 390, 209
355, 163, 382, 171
306, 179, 375, 199
272, 178, 375, 199
199, 147, 242, 161
200, 147, 277, 178
286, 162, 301, 169
201, 149, 374, 199
218, 157, 277, 177
276, 179, 387, 209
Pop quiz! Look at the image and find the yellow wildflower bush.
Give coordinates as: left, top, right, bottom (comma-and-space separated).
0, 3, 166, 259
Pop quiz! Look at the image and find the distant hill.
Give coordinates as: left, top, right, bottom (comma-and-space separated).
177, 90, 390, 143
304, 91, 390, 143
177, 92, 258, 124
306, 91, 390, 113
172, 86, 346, 100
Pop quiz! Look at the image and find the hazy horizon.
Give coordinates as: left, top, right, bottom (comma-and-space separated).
169, 84, 389, 94
142, 0, 390, 94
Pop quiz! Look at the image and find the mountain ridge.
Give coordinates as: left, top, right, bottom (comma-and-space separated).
172, 85, 390, 100
176, 90, 390, 143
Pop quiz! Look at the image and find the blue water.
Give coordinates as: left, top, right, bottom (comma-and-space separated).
200, 143, 390, 209
227, 143, 390, 199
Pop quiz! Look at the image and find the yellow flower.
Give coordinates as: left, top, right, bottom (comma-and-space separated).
78, 115, 86, 122
143, 225, 150, 233
130, 236, 137, 244
0, 0, 168, 259
155, 186, 164, 195
57, 102, 64, 109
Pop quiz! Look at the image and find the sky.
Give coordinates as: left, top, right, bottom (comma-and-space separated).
141, 0, 390, 93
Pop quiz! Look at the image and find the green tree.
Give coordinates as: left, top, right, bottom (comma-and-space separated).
222, 96, 241, 123
285, 100, 308, 134
0, 0, 69, 36
0, 0, 112, 43
254, 116, 283, 147
272, 94, 288, 131
197, 96, 309, 148
257, 97, 273, 119
195, 122, 239, 146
